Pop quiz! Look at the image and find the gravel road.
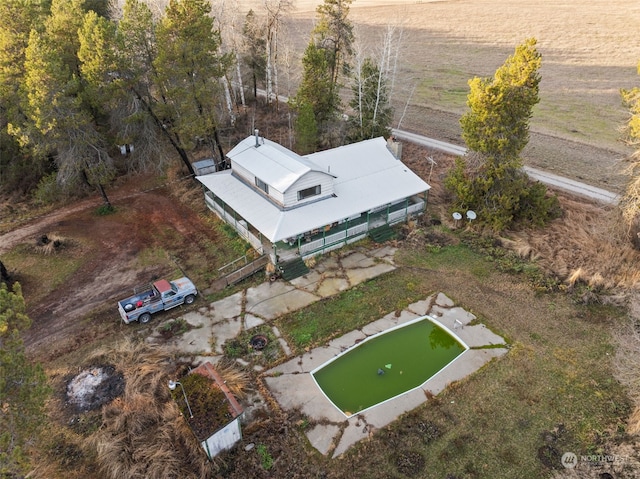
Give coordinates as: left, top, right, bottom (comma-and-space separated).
397, 105, 630, 195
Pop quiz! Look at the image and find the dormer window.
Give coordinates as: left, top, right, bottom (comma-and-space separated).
255, 177, 269, 194
298, 185, 321, 201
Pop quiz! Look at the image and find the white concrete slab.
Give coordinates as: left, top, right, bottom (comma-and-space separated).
345, 263, 395, 285
340, 251, 372, 269
306, 424, 341, 456
455, 324, 506, 348
246, 287, 320, 320
316, 277, 350, 298
332, 418, 371, 458
211, 317, 243, 354
244, 314, 264, 330
407, 296, 434, 316
435, 292, 455, 307
361, 388, 428, 429
424, 348, 508, 396
361, 317, 399, 336
327, 330, 367, 352
210, 291, 243, 324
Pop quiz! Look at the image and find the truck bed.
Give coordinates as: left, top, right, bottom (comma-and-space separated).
118, 289, 161, 313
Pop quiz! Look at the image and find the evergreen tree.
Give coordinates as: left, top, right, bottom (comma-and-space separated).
347, 56, 393, 142
0, 283, 50, 477
313, 0, 354, 90
0, 0, 52, 193
294, 101, 318, 154
115, 0, 176, 173
242, 9, 266, 100
292, 42, 338, 129
445, 38, 560, 230
291, 0, 353, 145
21, 1, 115, 207
154, 0, 233, 170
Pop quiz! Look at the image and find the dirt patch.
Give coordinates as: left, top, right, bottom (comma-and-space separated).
66, 364, 125, 412
0, 176, 229, 361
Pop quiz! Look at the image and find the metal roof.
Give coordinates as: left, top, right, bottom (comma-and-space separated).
197, 137, 430, 243
227, 135, 330, 193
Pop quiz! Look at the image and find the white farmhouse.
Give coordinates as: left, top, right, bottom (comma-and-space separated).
196, 132, 430, 265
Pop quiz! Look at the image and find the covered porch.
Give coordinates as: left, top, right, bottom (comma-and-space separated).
204, 188, 426, 264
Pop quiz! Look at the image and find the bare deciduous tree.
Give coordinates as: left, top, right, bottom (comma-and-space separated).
263, 0, 293, 108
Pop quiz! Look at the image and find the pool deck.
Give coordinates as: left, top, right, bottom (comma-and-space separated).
263, 293, 508, 457
147, 245, 509, 458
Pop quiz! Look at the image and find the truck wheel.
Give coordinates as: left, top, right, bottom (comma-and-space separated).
184, 294, 195, 305
139, 313, 152, 324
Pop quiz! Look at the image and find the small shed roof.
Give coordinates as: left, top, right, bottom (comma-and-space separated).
197, 137, 430, 243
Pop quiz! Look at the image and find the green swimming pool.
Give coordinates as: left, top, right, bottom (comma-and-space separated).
311, 316, 467, 417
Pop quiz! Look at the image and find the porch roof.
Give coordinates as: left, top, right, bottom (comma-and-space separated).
197, 137, 430, 243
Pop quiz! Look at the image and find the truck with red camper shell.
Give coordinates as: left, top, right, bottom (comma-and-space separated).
118, 277, 197, 324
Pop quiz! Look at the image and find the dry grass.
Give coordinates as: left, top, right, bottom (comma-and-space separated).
86, 340, 213, 479
34, 234, 67, 255
238, 0, 639, 191
283, 0, 640, 150
507, 195, 640, 290
214, 358, 251, 400
38, 339, 215, 479
614, 295, 640, 402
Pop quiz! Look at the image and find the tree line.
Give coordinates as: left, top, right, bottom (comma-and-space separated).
0, 0, 396, 207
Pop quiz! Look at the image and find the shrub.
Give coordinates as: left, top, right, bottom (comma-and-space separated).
256, 444, 273, 470
33, 173, 63, 205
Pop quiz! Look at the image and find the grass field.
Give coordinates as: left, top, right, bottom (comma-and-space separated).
238, 0, 640, 190
269, 235, 631, 478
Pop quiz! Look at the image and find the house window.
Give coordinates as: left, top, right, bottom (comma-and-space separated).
297, 185, 321, 201
255, 177, 269, 194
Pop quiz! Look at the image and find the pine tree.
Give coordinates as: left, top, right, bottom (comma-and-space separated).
291, 42, 338, 129
21, 3, 116, 207
291, 0, 353, 145
294, 101, 318, 154
154, 0, 233, 170
446, 38, 560, 230
0, 283, 50, 477
0, 0, 52, 193
313, 0, 354, 90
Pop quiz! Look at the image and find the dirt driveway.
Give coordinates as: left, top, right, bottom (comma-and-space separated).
0, 179, 220, 361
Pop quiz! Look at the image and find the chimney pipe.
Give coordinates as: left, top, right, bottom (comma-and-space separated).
254, 129, 260, 147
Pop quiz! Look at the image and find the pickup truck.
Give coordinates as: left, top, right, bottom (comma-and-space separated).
118, 277, 198, 324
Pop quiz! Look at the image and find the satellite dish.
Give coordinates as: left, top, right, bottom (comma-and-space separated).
466, 210, 477, 221
452, 212, 462, 220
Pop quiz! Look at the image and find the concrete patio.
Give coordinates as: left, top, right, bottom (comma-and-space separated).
145, 245, 508, 458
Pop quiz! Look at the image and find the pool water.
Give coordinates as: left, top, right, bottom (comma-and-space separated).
311, 317, 466, 416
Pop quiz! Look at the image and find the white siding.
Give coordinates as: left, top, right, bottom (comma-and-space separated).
270, 189, 285, 205
201, 418, 242, 458
232, 162, 254, 184
283, 171, 334, 207
231, 161, 284, 205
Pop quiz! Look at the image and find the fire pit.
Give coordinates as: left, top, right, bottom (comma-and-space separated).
250, 335, 268, 351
